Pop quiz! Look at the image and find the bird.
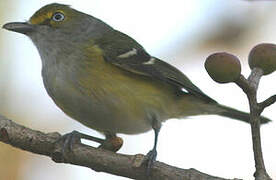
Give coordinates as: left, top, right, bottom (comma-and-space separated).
2, 3, 271, 172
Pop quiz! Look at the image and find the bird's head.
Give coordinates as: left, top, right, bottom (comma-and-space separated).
3, 3, 112, 46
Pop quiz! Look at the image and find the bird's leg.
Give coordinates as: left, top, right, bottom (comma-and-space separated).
55, 130, 123, 155
55, 130, 105, 155
98, 132, 123, 152
146, 118, 161, 175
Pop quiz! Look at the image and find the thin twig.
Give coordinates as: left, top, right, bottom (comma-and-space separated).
234, 74, 251, 95
259, 95, 276, 111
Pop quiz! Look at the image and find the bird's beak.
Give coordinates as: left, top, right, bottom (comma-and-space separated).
2, 22, 34, 34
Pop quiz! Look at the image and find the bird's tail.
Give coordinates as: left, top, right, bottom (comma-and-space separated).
176, 95, 271, 124
214, 104, 271, 124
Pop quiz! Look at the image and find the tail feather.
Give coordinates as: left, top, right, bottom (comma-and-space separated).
216, 104, 271, 124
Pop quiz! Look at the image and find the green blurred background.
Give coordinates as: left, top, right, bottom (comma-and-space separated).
0, 0, 276, 179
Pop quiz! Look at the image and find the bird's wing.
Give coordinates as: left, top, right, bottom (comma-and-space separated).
95, 30, 216, 103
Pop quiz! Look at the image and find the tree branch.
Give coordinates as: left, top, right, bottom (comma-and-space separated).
259, 95, 276, 111
0, 114, 241, 180
234, 68, 272, 180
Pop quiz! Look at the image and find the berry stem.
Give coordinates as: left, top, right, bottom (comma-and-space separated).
235, 68, 271, 180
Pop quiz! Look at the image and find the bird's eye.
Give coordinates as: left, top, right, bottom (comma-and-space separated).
52, 12, 65, 22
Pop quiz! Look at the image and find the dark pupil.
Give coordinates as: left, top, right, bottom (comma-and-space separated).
55, 14, 62, 20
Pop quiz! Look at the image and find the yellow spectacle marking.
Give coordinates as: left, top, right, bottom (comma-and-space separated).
30, 10, 65, 25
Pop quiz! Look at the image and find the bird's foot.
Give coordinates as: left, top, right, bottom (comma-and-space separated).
56, 130, 82, 154
145, 148, 157, 176
52, 130, 83, 162
53, 130, 105, 157
52, 131, 123, 162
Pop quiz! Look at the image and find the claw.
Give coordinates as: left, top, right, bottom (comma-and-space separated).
55, 130, 81, 155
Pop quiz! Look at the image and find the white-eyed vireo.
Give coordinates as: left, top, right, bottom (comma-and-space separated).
3, 3, 271, 172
